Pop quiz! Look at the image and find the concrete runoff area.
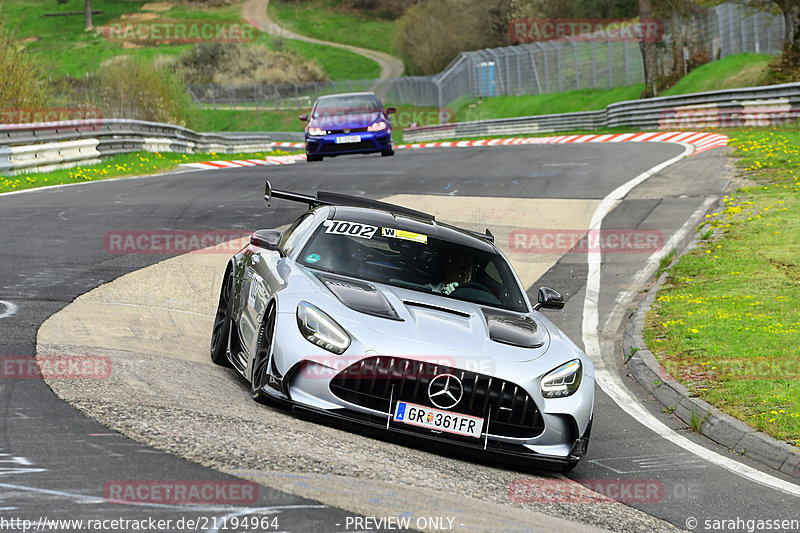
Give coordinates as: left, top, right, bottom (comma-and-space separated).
37, 195, 671, 533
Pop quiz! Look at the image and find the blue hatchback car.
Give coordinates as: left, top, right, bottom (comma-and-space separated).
300, 92, 396, 161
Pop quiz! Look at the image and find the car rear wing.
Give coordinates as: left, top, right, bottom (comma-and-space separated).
264, 180, 435, 222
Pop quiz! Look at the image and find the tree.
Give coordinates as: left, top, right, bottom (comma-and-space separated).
702, 0, 800, 68
85, 0, 92, 31
639, 0, 659, 96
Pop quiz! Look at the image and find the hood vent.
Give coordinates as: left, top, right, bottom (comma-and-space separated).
481, 308, 544, 348
314, 272, 402, 321
403, 300, 471, 318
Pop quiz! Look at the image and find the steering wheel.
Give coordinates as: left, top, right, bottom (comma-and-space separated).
457, 281, 493, 294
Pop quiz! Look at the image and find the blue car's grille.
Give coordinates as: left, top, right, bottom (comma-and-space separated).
320, 140, 378, 153
329, 356, 544, 439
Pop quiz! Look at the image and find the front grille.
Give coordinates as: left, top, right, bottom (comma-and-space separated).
329, 127, 368, 134
329, 356, 544, 439
320, 140, 378, 153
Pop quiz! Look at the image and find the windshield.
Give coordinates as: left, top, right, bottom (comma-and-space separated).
313, 95, 381, 117
298, 219, 528, 312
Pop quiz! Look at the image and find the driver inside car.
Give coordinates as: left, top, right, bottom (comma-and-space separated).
429, 254, 473, 295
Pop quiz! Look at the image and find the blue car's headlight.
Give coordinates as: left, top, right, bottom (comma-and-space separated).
308, 127, 326, 136
296, 301, 351, 354
367, 121, 387, 132
541, 359, 582, 398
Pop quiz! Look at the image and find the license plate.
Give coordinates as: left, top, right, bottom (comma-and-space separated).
393, 401, 483, 438
335, 135, 361, 144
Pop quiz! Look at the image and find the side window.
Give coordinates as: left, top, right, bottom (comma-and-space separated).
281, 214, 317, 256
484, 261, 502, 284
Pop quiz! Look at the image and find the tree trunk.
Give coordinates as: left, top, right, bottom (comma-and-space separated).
780, 0, 800, 67
639, 0, 659, 97
85, 0, 93, 31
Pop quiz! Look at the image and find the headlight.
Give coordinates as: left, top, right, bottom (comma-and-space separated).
367, 121, 387, 132
541, 359, 582, 398
308, 127, 326, 136
296, 301, 351, 354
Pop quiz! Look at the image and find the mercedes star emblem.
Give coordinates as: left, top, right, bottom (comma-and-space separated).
428, 373, 463, 410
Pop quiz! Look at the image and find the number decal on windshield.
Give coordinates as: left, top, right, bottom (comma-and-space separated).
323, 220, 378, 239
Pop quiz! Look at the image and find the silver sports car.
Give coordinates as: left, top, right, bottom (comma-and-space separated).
210, 182, 594, 471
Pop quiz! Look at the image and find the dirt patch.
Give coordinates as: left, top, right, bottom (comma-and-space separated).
142, 2, 175, 11
119, 12, 161, 22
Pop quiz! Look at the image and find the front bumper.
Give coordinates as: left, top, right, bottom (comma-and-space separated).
259, 352, 593, 469
305, 131, 393, 156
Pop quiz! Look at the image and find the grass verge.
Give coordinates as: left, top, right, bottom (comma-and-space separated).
5, 0, 379, 81
644, 129, 800, 446
268, 0, 397, 56
450, 53, 776, 122
0, 149, 300, 194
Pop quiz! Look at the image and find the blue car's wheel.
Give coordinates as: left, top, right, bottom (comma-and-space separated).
307, 154, 323, 162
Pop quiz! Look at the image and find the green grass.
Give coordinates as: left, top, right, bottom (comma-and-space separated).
0, 149, 300, 194
449, 53, 778, 122
190, 109, 303, 132
663, 53, 774, 96
2, 0, 378, 80
268, 0, 397, 56
451, 85, 646, 122
644, 129, 800, 446
282, 39, 380, 80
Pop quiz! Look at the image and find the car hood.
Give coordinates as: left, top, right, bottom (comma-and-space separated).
310, 112, 383, 130
308, 271, 551, 363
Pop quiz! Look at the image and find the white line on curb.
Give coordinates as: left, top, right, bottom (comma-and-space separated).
0, 300, 18, 319
582, 144, 800, 497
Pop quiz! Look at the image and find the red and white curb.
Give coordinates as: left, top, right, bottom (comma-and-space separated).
181, 132, 728, 170
182, 153, 306, 170
398, 131, 729, 155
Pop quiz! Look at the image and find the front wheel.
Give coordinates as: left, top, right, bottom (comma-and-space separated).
251, 303, 277, 404
210, 270, 234, 367
306, 154, 323, 162
381, 149, 395, 157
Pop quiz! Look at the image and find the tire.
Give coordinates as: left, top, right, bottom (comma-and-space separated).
251, 303, 277, 404
210, 269, 234, 367
306, 154, 323, 162
381, 149, 395, 157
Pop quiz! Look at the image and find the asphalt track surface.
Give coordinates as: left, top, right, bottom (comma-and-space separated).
2, 144, 799, 532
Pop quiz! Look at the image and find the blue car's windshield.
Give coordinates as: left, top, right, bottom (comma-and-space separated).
313, 95, 381, 117
297, 220, 528, 312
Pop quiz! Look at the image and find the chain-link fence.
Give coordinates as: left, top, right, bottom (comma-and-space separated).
187, 1, 785, 111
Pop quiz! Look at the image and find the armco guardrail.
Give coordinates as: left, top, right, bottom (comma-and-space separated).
0, 118, 300, 174
403, 82, 800, 143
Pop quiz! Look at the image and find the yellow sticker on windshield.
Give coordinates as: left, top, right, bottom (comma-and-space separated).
382, 228, 428, 244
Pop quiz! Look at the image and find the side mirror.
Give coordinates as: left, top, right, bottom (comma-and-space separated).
299, 113, 308, 121
250, 229, 284, 255
385, 107, 397, 115
264, 180, 272, 207
534, 287, 564, 311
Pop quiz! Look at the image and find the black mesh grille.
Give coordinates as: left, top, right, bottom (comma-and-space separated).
329, 356, 544, 439
320, 140, 378, 153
